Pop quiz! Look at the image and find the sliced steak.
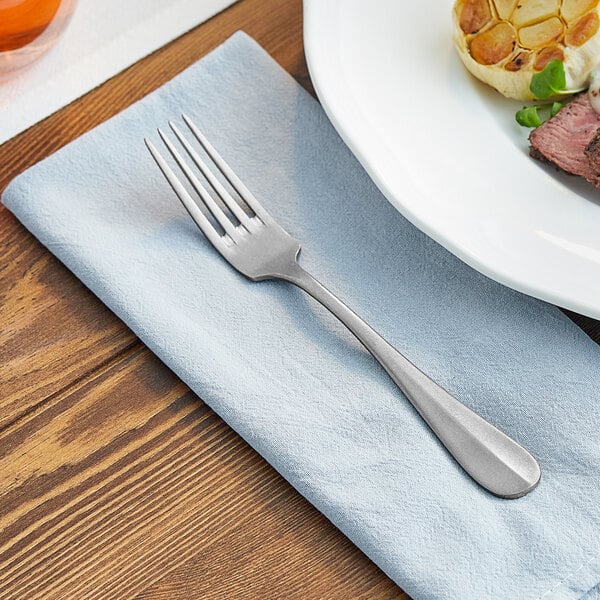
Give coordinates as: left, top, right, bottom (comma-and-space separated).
585, 129, 600, 174
529, 93, 600, 188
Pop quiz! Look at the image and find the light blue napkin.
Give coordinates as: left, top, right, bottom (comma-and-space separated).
3, 32, 600, 600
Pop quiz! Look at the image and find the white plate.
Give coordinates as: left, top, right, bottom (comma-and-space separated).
304, 0, 600, 319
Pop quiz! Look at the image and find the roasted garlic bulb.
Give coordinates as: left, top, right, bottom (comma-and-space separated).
453, 0, 600, 99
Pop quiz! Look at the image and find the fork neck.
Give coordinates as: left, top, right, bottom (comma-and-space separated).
276, 261, 389, 356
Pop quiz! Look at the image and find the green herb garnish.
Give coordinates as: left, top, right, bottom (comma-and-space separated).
530, 59, 567, 99
515, 61, 579, 128
515, 106, 541, 127
551, 100, 564, 116
515, 101, 565, 128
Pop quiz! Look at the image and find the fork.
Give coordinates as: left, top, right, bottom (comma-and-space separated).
145, 114, 541, 499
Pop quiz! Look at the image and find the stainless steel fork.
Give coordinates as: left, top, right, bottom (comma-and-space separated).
145, 114, 541, 499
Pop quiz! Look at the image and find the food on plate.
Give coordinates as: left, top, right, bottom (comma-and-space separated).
453, 2, 600, 187
588, 68, 600, 109
452, 0, 600, 100
512, 59, 600, 186
515, 59, 571, 126
529, 92, 600, 186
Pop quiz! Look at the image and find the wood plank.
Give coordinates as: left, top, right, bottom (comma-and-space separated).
563, 310, 600, 343
0, 212, 137, 429
0, 348, 404, 600
134, 501, 407, 600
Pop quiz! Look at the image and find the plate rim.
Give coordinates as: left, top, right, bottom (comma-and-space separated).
303, 0, 600, 320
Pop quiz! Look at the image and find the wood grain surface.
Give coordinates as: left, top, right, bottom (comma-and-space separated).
0, 1, 598, 599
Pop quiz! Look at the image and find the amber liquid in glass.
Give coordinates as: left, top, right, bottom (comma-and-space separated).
0, 0, 62, 51
0, 0, 76, 78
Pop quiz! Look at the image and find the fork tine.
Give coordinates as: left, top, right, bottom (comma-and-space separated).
181, 113, 273, 223
145, 138, 229, 252
169, 121, 253, 228
157, 128, 239, 240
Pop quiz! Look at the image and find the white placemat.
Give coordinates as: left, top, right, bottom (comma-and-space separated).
0, 0, 237, 144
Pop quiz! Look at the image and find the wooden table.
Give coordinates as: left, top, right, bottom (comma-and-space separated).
1, 1, 600, 598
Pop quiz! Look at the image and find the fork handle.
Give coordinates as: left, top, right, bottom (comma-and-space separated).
281, 262, 540, 498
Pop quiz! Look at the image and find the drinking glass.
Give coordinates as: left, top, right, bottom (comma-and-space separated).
0, 0, 78, 80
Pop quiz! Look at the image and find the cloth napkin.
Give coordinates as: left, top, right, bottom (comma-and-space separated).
3, 32, 600, 600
